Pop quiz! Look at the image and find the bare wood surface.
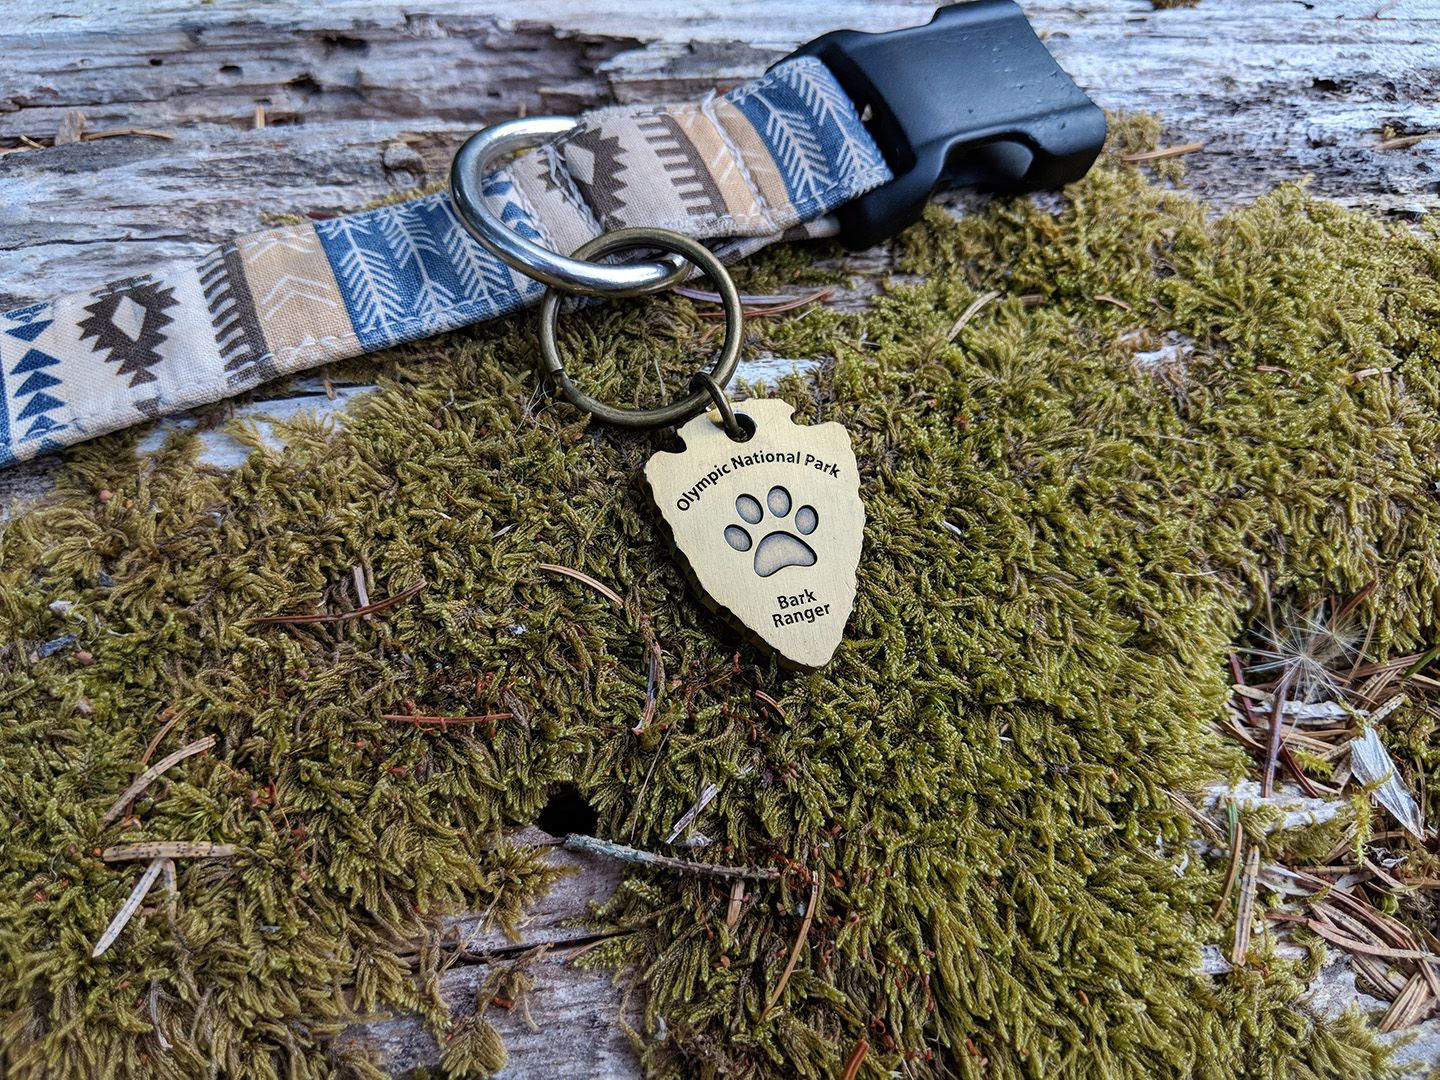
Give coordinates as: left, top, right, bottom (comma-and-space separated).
340, 827, 641, 1076
347, 950, 638, 1078
4, 1, 1440, 1074
2, 1, 1437, 310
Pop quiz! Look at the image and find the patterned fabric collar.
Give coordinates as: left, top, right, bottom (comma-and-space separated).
0, 58, 890, 467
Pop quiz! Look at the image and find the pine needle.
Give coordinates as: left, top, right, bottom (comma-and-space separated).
149, 980, 173, 1050
665, 783, 719, 844
102, 842, 237, 862
352, 564, 372, 618
1374, 133, 1438, 151
1262, 669, 1295, 797
380, 712, 512, 727
1120, 140, 1204, 162
139, 709, 186, 767
160, 858, 178, 920
695, 287, 833, 319
92, 858, 165, 957
1231, 847, 1262, 966
754, 690, 788, 719
83, 128, 176, 142
840, 1038, 869, 1080
536, 563, 623, 607
247, 578, 426, 625
537, 564, 663, 732
1268, 912, 1437, 960
1215, 802, 1244, 917
761, 878, 820, 1020
102, 735, 216, 825
1379, 972, 1431, 1033
726, 880, 747, 931
946, 290, 1001, 341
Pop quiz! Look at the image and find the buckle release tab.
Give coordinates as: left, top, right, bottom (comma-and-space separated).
782, 1, 1107, 250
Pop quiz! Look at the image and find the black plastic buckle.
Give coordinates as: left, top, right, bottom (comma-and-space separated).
782, 1, 1107, 250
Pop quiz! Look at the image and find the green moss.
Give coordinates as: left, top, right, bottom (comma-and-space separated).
439, 1014, 506, 1079
5, 120, 1440, 1078
437, 963, 533, 1080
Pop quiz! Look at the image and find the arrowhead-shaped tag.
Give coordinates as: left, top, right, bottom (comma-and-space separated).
645, 399, 863, 668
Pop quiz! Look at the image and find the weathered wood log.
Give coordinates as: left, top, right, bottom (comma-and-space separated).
3, 1, 1437, 310
339, 827, 641, 1077
4, 1, 1440, 1074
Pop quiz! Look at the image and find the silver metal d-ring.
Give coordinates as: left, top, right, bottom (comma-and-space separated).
449, 116, 689, 297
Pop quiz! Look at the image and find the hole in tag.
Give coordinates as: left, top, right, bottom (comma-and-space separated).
724, 412, 756, 443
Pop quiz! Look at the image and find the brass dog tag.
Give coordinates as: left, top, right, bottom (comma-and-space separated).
646, 399, 863, 667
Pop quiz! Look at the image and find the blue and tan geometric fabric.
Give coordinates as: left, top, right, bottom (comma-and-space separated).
0, 58, 890, 466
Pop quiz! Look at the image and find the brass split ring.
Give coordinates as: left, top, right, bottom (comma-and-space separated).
535, 227, 744, 430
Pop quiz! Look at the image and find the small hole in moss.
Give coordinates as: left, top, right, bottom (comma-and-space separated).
535, 788, 598, 838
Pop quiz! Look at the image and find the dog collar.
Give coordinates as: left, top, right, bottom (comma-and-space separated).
0, 1, 1102, 467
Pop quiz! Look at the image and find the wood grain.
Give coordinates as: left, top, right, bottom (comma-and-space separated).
340, 827, 641, 1076
3, 1, 1436, 310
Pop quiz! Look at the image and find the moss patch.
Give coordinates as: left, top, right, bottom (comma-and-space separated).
3, 123, 1440, 1079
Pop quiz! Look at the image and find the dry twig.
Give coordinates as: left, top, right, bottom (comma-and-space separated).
562, 835, 777, 880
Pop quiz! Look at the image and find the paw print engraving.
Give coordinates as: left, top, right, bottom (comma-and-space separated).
723, 486, 818, 578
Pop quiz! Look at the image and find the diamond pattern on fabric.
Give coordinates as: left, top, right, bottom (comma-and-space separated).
0, 59, 891, 466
